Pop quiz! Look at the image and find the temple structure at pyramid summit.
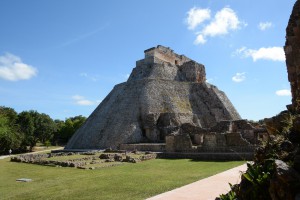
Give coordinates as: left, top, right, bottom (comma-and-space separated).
65, 45, 266, 155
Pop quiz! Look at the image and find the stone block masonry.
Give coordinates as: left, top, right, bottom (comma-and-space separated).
65, 45, 242, 150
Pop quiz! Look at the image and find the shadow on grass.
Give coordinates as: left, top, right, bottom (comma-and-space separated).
156, 152, 252, 162
157, 158, 248, 162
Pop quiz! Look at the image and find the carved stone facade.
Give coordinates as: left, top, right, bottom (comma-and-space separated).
164, 120, 265, 153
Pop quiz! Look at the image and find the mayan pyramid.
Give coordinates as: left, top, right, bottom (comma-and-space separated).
65, 45, 241, 149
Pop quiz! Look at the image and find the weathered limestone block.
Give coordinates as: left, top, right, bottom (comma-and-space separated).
269, 160, 300, 200
216, 134, 227, 147
193, 134, 204, 145
165, 134, 193, 152
264, 111, 292, 135
178, 61, 206, 83
210, 121, 233, 133
225, 132, 250, 146
165, 135, 175, 152
179, 123, 208, 145
203, 133, 217, 148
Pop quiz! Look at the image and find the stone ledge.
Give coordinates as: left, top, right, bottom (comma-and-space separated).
120, 143, 166, 152
157, 152, 253, 161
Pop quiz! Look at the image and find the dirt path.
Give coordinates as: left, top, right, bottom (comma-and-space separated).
0, 147, 64, 160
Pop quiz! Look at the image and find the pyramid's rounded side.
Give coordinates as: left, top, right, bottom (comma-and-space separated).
65, 79, 241, 150
65, 81, 143, 149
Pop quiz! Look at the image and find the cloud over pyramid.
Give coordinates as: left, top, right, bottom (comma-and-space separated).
66, 45, 241, 149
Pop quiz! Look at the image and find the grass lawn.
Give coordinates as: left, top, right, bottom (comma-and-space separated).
0, 157, 244, 200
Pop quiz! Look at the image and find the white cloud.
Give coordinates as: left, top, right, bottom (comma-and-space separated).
233, 46, 247, 56
250, 47, 285, 61
186, 7, 244, 45
72, 95, 85, 101
80, 72, 98, 81
194, 34, 207, 44
258, 22, 272, 31
72, 95, 99, 106
234, 46, 285, 62
186, 7, 211, 30
275, 89, 291, 96
202, 7, 241, 37
0, 53, 37, 81
76, 99, 95, 106
232, 72, 246, 82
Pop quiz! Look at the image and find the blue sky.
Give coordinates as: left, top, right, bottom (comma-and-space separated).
0, 0, 295, 121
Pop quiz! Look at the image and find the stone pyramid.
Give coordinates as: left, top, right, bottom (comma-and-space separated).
66, 45, 241, 150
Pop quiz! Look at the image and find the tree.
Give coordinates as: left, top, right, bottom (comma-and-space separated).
17, 110, 57, 151
72, 115, 86, 130
0, 106, 86, 153
56, 115, 86, 143
59, 119, 76, 143
17, 111, 36, 151
0, 106, 18, 125
0, 107, 23, 154
52, 119, 65, 145
35, 113, 57, 144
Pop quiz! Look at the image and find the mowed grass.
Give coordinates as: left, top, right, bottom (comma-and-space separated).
0, 157, 244, 200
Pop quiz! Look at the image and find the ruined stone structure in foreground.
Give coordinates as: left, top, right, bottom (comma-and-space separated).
285, 0, 300, 113
285, 0, 300, 172
66, 45, 263, 153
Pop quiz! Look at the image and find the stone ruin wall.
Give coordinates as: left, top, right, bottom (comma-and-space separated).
144, 45, 191, 66
284, 0, 300, 174
285, 0, 300, 113
162, 120, 266, 153
133, 45, 206, 83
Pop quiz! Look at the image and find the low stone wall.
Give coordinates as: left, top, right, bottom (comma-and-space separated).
10, 151, 157, 169
157, 152, 253, 161
10, 154, 49, 162
120, 143, 166, 152
120, 142, 255, 154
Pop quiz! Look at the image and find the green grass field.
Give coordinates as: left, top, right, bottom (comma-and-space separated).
0, 157, 244, 200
